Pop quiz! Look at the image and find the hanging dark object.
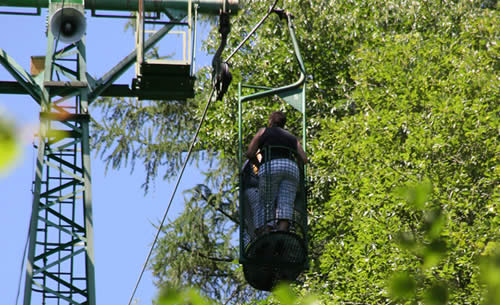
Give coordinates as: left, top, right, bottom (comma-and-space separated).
212, 11, 232, 101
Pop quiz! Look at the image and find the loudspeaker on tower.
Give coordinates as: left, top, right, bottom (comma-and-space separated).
49, 6, 86, 44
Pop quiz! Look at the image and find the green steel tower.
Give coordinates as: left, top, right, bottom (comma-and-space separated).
0, 1, 239, 304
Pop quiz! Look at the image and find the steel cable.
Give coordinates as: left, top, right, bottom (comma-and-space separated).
126, 87, 216, 305
127, 1, 282, 303
224, 0, 279, 63
15, 228, 30, 305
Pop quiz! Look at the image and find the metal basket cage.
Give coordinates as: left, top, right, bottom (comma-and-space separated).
239, 145, 307, 291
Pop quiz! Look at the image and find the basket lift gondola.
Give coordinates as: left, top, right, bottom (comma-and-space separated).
238, 9, 308, 291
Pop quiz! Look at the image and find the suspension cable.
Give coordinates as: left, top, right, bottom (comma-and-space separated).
224, 0, 279, 63
126, 87, 216, 305
15, 226, 30, 305
127, 1, 281, 303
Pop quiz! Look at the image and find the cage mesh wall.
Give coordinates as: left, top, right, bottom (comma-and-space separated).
240, 145, 307, 291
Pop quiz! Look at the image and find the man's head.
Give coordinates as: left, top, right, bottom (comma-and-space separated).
268, 111, 286, 128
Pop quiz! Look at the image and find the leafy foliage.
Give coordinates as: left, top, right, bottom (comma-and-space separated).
155, 286, 211, 305
90, 0, 499, 304
150, 182, 258, 303
301, 1, 499, 304
154, 283, 320, 305
91, 97, 208, 192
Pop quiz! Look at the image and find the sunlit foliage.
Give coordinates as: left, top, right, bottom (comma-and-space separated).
90, 0, 498, 304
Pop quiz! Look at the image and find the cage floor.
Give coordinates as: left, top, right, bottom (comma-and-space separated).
243, 231, 306, 291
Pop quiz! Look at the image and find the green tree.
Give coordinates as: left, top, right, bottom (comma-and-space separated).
91, 0, 499, 304
302, 1, 499, 304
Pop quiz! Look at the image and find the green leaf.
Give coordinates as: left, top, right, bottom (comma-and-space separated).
389, 272, 416, 300
397, 181, 432, 210
480, 242, 500, 305
0, 115, 20, 175
423, 209, 445, 239
156, 287, 211, 305
424, 283, 448, 305
273, 284, 297, 305
422, 239, 447, 269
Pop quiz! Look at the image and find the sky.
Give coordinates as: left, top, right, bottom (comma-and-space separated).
0, 7, 213, 305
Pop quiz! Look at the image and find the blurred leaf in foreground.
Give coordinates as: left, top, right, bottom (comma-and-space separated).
396, 180, 433, 210
0, 114, 20, 175
272, 283, 321, 305
480, 242, 500, 305
389, 271, 416, 301
155, 286, 210, 305
424, 282, 448, 305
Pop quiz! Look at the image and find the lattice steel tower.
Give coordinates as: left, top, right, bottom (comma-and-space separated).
0, 1, 239, 304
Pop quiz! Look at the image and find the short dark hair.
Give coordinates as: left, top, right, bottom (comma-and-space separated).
268, 111, 286, 128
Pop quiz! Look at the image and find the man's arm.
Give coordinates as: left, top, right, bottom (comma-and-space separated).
246, 128, 265, 162
296, 140, 308, 165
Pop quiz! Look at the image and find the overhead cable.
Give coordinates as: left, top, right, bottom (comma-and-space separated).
224, 0, 279, 63
126, 87, 216, 305
127, 1, 282, 303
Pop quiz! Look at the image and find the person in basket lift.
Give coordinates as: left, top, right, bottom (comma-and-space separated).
246, 111, 307, 233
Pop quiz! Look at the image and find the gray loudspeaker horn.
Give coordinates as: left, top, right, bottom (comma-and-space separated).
50, 7, 86, 44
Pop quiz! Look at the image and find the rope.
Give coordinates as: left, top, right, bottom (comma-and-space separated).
15, 228, 30, 305
126, 87, 216, 305
224, 0, 279, 63
127, 1, 282, 303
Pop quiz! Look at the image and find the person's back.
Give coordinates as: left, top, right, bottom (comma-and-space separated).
258, 126, 297, 161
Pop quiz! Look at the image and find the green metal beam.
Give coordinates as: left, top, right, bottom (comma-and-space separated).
46, 153, 84, 173
39, 269, 87, 297
0, 81, 35, 94
88, 18, 182, 102
40, 204, 86, 232
39, 179, 80, 198
0, 80, 139, 97
0, 0, 240, 14
31, 280, 86, 305
32, 248, 86, 275
39, 270, 87, 298
0, 49, 42, 102
34, 239, 82, 262
239, 20, 306, 106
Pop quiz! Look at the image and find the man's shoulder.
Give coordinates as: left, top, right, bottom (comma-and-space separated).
281, 128, 297, 139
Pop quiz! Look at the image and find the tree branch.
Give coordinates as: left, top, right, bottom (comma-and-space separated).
223, 284, 242, 305
200, 193, 240, 224
178, 244, 234, 263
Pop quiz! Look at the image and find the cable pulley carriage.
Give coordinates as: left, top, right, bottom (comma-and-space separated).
132, 0, 197, 100
238, 9, 308, 291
